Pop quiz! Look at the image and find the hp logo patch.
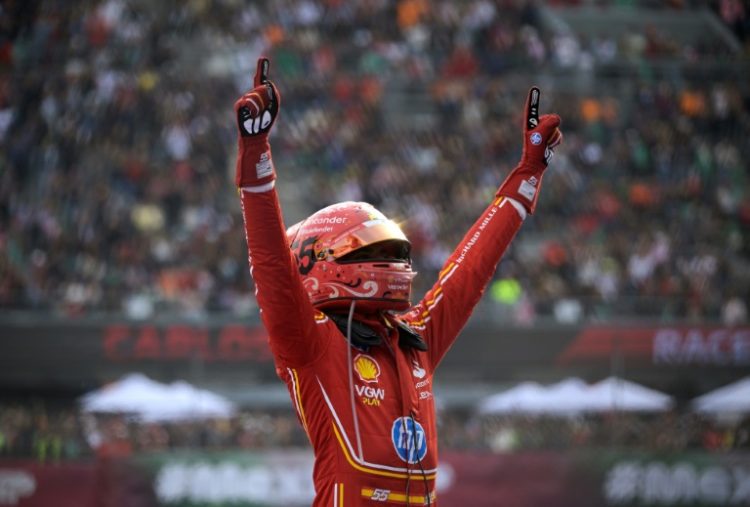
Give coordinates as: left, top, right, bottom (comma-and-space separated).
530, 132, 543, 145
391, 417, 427, 464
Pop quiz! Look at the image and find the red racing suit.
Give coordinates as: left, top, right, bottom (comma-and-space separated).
239, 186, 524, 506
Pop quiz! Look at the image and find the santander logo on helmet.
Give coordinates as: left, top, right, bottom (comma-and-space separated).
286, 202, 416, 312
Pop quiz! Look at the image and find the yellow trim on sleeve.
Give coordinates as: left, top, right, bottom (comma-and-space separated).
408, 286, 443, 328
423, 286, 442, 307
438, 262, 455, 280
291, 369, 309, 435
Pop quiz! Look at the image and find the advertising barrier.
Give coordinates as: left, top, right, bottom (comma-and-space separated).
5, 450, 747, 507
0, 461, 98, 507
1, 319, 748, 393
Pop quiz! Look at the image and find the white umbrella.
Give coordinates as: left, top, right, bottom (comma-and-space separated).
140, 381, 236, 422
692, 377, 750, 414
81, 373, 235, 421
478, 381, 546, 415
80, 373, 173, 414
479, 377, 673, 415
587, 377, 673, 412
478, 378, 591, 415
541, 378, 592, 413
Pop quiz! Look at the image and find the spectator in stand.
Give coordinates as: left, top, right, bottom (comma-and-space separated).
0, 403, 89, 461
4, 399, 750, 458
0, 0, 747, 323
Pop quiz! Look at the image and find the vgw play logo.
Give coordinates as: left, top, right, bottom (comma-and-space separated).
353, 354, 385, 406
391, 417, 427, 464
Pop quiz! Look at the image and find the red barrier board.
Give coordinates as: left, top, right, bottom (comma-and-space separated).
437, 451, 598, 507
0, 461, 98, 507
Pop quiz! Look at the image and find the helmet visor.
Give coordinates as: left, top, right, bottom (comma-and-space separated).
329, 219, 410, 261
337, 239, 411, 263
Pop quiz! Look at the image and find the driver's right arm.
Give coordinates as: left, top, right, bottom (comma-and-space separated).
235, 58, 329, 367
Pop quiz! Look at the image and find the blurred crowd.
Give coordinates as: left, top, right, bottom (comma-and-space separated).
442, 411, 750, 452
2, 401, 748, 462
0, 402, 306, 461
0, 0, 748, 323
0, 403, 89, 461
82, 410, 309, 458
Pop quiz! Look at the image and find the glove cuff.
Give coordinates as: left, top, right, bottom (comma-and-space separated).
235, 137, 276, 188
495, 162, 546, 215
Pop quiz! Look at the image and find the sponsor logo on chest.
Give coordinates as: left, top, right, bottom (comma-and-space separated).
354, 354, 380, 383
353, 353, 385, 406
412, 359, 433, 400
355, 384, 386, 406
411, 360, 426, 379
391, 417, 428, 464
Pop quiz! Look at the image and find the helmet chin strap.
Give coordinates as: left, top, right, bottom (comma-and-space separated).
346, 299, 365, 460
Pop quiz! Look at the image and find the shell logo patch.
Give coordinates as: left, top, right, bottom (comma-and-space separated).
353, 354, 381, 383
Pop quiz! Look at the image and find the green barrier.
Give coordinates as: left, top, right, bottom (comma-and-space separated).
134, 450, 315, 507
583, 450, 750, 506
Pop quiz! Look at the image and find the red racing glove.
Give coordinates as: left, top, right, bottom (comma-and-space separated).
496, 87, 563, 214
234, 57, 281, 188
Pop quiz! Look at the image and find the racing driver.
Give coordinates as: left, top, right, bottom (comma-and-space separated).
234, 57, 562, 506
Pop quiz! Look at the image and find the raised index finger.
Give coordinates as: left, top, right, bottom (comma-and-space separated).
254, 57, 270, 87
526, 87, 540, 131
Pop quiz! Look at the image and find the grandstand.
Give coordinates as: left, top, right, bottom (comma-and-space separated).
0, 1, 748, 506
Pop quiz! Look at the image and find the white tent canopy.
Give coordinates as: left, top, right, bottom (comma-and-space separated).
80, 373, 235, 421
478, 378, 592, 415
692, 377, 750, 414
141, 380, 236, 422
587, 377, 673, 412
478, 377, 673, 415
80, 373, 173, 414
543, 378, 593, 413
478, 381, 548, 415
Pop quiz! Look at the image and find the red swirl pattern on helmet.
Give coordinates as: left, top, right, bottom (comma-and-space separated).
286, 202, 416, 312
